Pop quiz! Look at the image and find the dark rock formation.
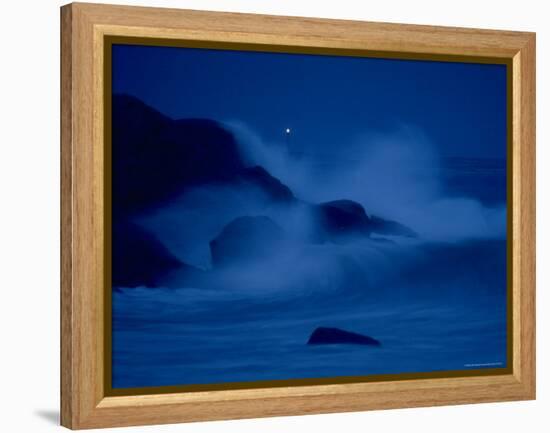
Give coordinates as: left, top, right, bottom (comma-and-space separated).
311, 199, 416, 242
234, 166, 295, 203
112, 94, 245, 215
157, 263, 207, 289
110, 95, 418, 289
316, 200, 372, 238
307, 327, 381, 346
370, 215, 417, 238
210, 216, 286, 268
112, 220, 200, 288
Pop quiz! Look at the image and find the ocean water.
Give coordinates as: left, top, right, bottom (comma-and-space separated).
112, 239, 507, 388
112, 157, 508, 389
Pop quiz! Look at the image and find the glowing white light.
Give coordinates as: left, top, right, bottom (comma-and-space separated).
285, 128, 291, 134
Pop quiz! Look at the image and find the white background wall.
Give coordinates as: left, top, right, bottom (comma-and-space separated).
0, 0, 546, 431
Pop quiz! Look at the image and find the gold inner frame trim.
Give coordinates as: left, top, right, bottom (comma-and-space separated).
103, 35, 513, 397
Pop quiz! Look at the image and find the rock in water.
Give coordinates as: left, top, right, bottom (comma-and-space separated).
369, 215, 417, 238
235, 166, 295, 203
112, 94, 245, 215
316, 200, 372, 238
210, 216, 286, 268
112, 220, 184, 288
312, 199, 417, 241
307, 327, 381, 346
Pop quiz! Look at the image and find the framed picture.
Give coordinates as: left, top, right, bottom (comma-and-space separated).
60, 3, 536, 429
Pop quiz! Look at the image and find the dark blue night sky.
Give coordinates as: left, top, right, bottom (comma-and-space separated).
112, 44, 507, 159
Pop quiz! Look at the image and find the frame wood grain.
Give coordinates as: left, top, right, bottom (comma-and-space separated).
60, 2, 535, 429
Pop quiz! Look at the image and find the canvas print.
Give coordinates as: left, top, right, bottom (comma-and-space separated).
110, 44, 508, 389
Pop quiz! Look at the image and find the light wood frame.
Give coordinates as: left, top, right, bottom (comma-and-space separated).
61, 2, 536, 429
